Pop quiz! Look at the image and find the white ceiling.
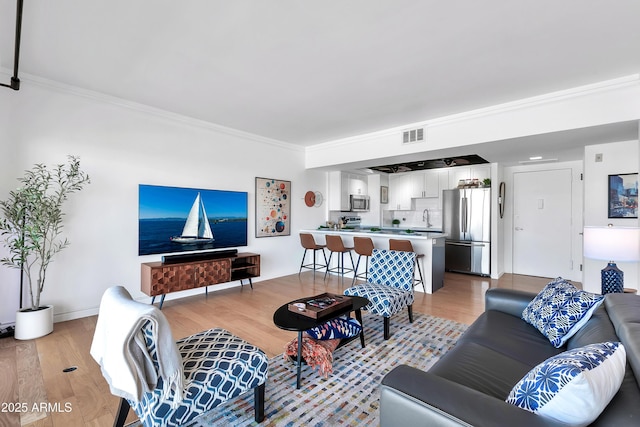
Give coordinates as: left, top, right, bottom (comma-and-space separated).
1, 0, 639, 163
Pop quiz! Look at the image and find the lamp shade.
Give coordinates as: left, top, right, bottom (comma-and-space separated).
583, 226, 640, 262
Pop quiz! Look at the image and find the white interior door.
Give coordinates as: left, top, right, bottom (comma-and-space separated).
513, 169, 573, 278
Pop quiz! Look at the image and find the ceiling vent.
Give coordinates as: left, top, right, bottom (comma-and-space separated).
402, 127, 424, 144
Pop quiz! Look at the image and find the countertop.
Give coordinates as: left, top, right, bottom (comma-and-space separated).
301, 227, 447, 240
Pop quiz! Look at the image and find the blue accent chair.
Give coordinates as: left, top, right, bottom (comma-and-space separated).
344, 249, 416, 339
94, 290, 268, 427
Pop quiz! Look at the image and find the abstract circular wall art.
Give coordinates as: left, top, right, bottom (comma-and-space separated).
255, 177, 291, 237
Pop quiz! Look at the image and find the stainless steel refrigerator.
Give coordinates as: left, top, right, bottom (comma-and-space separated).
442, 188, 490, 276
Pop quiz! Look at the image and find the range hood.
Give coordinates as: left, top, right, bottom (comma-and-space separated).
368, 154, 488, 173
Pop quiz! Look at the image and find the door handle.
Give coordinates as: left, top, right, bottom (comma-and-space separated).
446, 242, 486, 247
515, 227, 524, 231
461, 197, 468, 233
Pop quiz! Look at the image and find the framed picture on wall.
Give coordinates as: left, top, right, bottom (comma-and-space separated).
380, 186, 388, 204
608, 173, 638, 218
255, 177, 291, 237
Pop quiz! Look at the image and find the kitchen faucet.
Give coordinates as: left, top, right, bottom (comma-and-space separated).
423, 209, 433, 228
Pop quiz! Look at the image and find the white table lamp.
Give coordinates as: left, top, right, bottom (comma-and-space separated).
583, 225, 640, 294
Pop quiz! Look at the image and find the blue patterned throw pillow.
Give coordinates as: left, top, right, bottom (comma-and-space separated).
506, 342, 626, 426
305, 317, 362, 340
522, 277, 604, 348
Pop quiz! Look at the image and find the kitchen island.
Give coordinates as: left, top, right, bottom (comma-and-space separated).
299, 228, 446, 293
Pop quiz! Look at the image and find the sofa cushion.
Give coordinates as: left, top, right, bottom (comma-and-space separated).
430, 310, 565, 399
522, 278, 604, 348
506, 342, 626, 426
459, 310, 565, 367
429, 340, 534, 400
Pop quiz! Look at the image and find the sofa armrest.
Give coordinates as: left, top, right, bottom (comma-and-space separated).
381, 365, 558, 427
484, 288, 537, 317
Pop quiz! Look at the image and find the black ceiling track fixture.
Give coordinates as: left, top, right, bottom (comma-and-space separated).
1, 0, 24, 91
368, 154, 489, 173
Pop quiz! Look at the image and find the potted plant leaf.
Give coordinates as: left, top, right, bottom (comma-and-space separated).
0, 156, 90, 340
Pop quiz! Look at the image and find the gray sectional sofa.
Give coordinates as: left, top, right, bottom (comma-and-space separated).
380, 288, 640, 426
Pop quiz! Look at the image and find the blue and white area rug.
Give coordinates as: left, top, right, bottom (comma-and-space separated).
190, 312, 468, 426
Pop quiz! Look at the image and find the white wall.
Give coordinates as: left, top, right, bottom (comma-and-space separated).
0, 81, 326, 325
583, 140, 639, 293
0, 88, 22, 319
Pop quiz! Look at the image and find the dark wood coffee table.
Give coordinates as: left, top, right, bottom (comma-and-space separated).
273, 294, 369, 388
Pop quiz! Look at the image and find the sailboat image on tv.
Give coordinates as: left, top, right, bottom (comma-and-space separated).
170, 193, 215, 243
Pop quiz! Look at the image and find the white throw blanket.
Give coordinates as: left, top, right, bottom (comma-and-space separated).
90, 286, 184, 408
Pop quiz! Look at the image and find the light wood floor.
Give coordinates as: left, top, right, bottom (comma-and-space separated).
0, 271, 560, 427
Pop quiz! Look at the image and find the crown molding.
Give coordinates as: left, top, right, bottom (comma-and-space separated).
3, 69, 303, 152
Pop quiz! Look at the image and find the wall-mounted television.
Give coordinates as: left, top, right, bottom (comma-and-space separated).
138, 184, 248, 256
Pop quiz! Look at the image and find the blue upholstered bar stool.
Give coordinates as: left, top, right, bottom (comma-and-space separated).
351, 236, 375, 286
298, 233, 328, 278
389, 239, 426, 293
324, 235, 355, 283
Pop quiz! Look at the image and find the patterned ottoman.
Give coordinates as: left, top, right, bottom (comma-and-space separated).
129, 327, 269, 426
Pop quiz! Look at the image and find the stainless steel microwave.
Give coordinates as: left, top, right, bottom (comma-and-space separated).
349, 194, 370, 212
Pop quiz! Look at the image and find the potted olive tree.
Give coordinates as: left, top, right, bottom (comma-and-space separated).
0, 156, 90, 340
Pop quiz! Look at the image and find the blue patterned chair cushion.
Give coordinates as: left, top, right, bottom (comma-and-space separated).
366, 249, 416, 292
344, 283, 415, 318
131, 327, 268, 427
521, 277, 605, 348
344, 249, 415, 339
305, 317, 362, 340
506, 342, 626, 426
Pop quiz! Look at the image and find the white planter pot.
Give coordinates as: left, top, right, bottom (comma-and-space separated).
14, 305, 54, 340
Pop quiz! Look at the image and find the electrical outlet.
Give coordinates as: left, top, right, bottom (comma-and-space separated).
595, 153, 603, 162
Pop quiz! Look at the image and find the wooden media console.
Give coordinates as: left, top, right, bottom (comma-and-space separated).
141, 252, 260, 308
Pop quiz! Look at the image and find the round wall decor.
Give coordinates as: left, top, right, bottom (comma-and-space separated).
313, 191, 323, 207
304, 191, 323, 207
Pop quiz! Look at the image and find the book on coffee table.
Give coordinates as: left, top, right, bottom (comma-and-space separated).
288, 293, 353, 319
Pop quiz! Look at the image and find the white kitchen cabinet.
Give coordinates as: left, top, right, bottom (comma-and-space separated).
349, 173, 368, 195
328, 171, 368, 211
404, 170, 445, 198
438, 170, 450, 194
422, 170, 444, 197
389, 173, 413, 210
426, 170, 443, 197
409, 173, 425, 198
